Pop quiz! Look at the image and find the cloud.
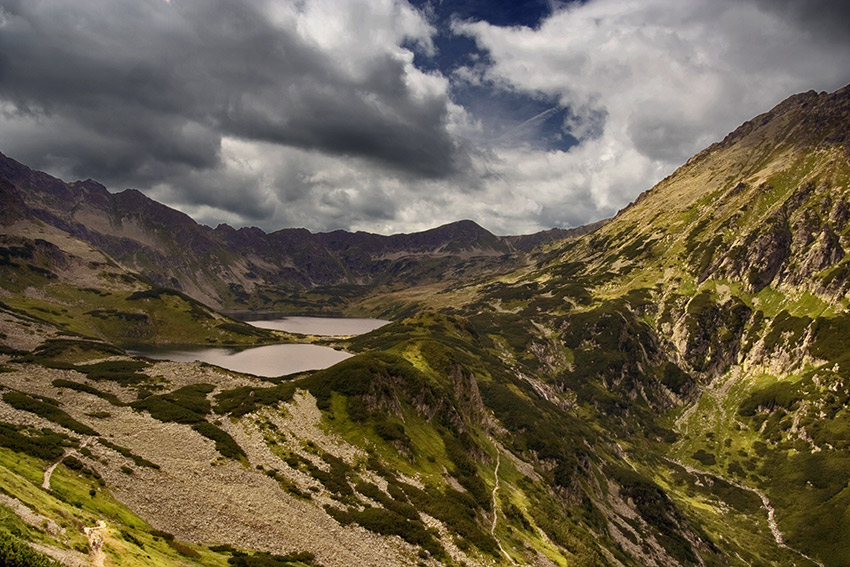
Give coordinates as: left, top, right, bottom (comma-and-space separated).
0, 0, 849, 236
453, 0, 850, 227
0, 0, 463, 183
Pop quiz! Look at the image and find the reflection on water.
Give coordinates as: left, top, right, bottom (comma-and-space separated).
128, 343, 352, 378
129, 317, 389, 377
246, 316, 389, 336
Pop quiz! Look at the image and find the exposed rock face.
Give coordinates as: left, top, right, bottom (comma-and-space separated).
675, 293, 752, 378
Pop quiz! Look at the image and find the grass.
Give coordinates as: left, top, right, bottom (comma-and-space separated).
0, 446, 230, 567
0, 530, 63, 567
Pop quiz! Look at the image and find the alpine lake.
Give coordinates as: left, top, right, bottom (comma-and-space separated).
128, 316, 389, 378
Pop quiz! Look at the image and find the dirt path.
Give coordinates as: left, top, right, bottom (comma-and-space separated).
489, 450, 514, 564
83, 520, 107, 567
665, 457, 824, 567
42, 448, 74, 490
42, 438, 92, 490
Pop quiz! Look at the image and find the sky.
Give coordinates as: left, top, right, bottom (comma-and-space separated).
1, 0, 849, 235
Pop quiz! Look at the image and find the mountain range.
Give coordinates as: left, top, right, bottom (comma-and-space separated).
0, 84, 848, 567
1, 155, 593, 313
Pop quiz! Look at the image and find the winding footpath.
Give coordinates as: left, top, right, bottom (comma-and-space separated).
42, 438, 92, 490
490, 450, 514, 564
41, 438, 108, 567
665, 457, 824, 567
42, 448, 75, 490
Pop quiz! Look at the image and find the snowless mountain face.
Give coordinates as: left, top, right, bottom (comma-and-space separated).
0, 84, 849, 567
0, 154, 580, 313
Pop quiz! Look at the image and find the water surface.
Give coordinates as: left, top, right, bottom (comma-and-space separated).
129, 316, 389, 377
246, 316, 389, 336
129, 343, 351, 378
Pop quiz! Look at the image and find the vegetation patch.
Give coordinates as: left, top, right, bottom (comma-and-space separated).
214, 383, 296, 417
98, 439, 159, 469
0, 422, 71, 461
85, 309, 149, 323
2, 391, 98, 436
131, 383, 213, 423
191, 422, 245, 460
51, 379, 124, 406
12, 338, 123, 365
0, 530, 63, 567
131, 384, 244, 460
738, 381, 802, 416
227, 550, 322, 567
75, 360, 150, 385
327, 504, 443, 558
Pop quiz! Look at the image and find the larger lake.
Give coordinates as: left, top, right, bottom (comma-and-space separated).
129, 316, 388, 378
130, 343, 353, 378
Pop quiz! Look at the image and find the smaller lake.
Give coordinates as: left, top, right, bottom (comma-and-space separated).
246, 316, 389, 336
129, 344, 352, 378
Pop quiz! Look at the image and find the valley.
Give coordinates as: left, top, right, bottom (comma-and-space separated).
0, 84, 849, 567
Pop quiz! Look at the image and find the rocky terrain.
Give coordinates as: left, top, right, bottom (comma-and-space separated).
0, 85, 849, 567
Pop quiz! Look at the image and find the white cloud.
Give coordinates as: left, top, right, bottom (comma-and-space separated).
451, 0, 850, 229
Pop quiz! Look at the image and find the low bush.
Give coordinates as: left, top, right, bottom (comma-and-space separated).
738, 381, 802, 416
0, 530, 63, 567
2, 392, 98, 436
191, 422, 245, 460
52, 379, 123, 406
167, 539, 200, 558
131, 384, 213, 424
214, 383, 296, 417
691, 449, 717, 466
327, 505, 443, 558
98, 439, 159, 469
0, 422, 70, 461
76, 360, 150, 385
227, 550, 320, 567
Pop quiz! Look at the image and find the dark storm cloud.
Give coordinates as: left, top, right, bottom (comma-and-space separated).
753, 0, 850, 41
0, 0, 462, 192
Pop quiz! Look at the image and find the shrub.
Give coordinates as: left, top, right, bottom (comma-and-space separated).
52, 379, 123, 406
191, 422, 246, 460
131, 384, 213, 424
0, 422, 69, 461
98, 439, 159, 469
76, 360, 150, 385
738, 381, 802, 416
0, 530, 63, 567
167, 539, 200, 558
2, 392, 98, 436
691, 449, 717, 466
214, 384, 296, 417
227, 550, 319, 567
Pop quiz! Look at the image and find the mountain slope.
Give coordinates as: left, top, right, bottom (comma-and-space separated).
0, 155, 577, 312
437, 84, 850, 566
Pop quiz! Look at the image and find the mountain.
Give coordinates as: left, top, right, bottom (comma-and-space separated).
0, 84, 849, 567
0, 156, 578, 312
436, 84, 850, 565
